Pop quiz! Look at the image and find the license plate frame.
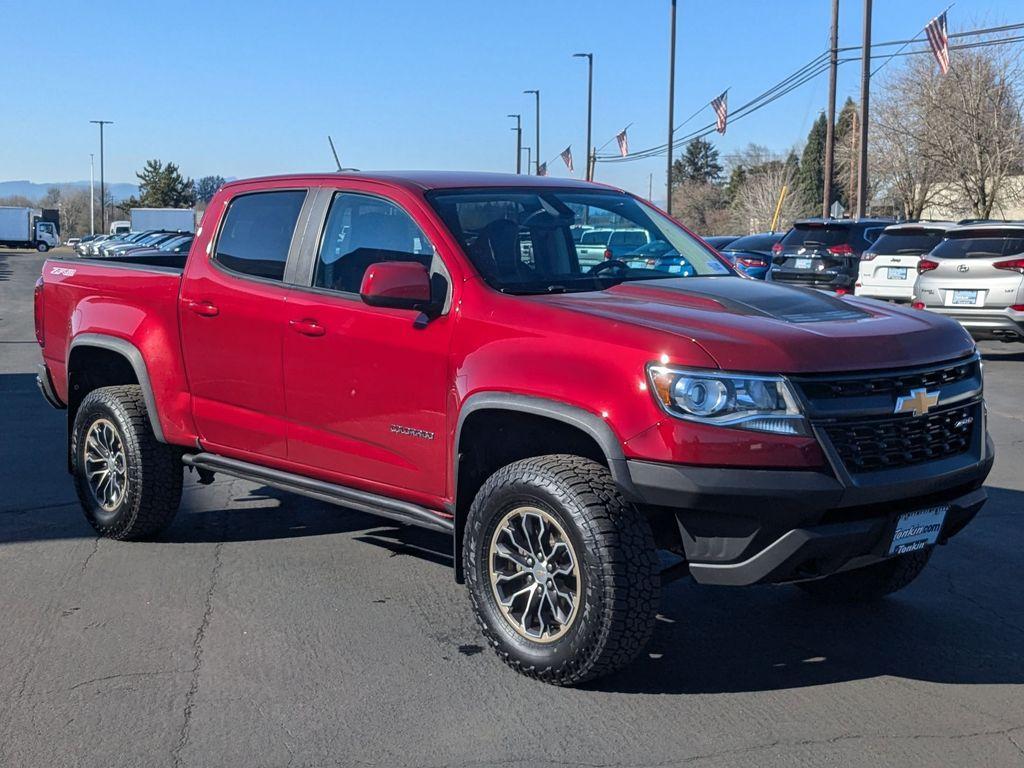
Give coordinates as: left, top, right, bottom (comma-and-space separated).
889, 506, 948, 556
952, 289, 979, 306
887, 267, 908, 280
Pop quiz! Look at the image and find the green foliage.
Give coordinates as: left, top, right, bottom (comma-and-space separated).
195, 175, 226, 204
122, 159, 196, 209
796, 113, 827, 213
672, 137, 723, 185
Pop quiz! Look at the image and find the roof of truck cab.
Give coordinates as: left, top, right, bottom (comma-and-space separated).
221, 171, 620, 193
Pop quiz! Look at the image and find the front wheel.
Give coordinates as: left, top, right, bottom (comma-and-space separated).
464, 455, 660, 685
796, 548, 932, 602
71, 385, 182, 540
36, 242, 49, 252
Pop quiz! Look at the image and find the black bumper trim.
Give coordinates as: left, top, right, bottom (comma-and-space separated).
686, 487, 986, 586
36, 364, 65, 409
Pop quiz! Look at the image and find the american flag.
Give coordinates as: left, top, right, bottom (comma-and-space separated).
560, 145, 574, 173
925, 11, 950, 75
537, 162, 548, 177
711, 91, 728, 134
615, 128, 629, 157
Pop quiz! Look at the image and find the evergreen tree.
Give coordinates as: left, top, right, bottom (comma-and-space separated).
195, 175, 226, 204
796, 114, 827, 214
122, 160, 196, 209
672, 137, 723, 185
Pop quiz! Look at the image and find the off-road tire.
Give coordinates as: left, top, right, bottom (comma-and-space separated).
71, 385, 182, 540
796, 548, 933, 602
464, 455, 660, 685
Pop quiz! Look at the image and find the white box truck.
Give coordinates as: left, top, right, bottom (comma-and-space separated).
0, 207, 60, 252
129, 208, 196, 233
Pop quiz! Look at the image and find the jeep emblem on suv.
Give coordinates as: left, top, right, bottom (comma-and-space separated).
894, 388, 940, 417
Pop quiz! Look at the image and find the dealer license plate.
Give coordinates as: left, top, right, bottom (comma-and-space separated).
889, 506, 948, 555
794, 257, 812, 270
887, 267, 908, 280
952, 290, 978, 305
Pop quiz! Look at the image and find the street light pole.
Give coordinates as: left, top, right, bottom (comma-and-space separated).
524, 90, 540, 174
90, 120, 113, 233
523, 147, 531, 176
508, 114, 522, 174
856, 0, 872, 219
666, 0, 677, 214
89, 153, 95, 235
573, 53, 593, 181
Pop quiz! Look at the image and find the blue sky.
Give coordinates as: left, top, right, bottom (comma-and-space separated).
2, 0, 1016, 199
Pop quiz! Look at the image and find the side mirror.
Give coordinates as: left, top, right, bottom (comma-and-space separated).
359, 261, 433, 311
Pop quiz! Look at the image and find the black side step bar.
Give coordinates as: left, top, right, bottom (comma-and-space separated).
182, 453, 454, 534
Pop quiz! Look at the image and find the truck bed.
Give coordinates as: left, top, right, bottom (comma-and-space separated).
38, 257, 187, 437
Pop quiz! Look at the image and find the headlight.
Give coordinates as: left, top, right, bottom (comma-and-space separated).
647, 365, 807, 435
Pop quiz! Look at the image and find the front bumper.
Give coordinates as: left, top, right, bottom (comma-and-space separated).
627, 427, 994, 586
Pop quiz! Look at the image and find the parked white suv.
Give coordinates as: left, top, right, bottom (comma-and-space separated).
912, 222, 1024, 342
856, 222, 955, 301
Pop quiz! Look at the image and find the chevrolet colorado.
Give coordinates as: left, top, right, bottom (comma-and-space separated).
34, 172, 993, 685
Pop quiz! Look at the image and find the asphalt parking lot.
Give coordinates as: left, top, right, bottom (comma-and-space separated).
2, 247, 1023, 768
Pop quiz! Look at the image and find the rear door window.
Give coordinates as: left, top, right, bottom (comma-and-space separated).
214, 190, 307, 281
870, 229, 946, 255
931, 232, 1024, 259
781, 225, 851, 249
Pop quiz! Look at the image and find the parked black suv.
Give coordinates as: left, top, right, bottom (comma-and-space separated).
770, 218, 893, 290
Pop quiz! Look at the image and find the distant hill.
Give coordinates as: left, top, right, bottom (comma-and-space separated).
0, 180, 139, 202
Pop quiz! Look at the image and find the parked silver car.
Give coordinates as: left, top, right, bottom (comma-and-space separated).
913, 222, 1024, 342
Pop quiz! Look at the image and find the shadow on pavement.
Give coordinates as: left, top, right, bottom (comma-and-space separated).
4, 372, 1022, 697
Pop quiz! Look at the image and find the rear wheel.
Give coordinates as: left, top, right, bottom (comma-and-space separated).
464, 455, 660, 685
71, 385, 182, 540
796, 548, 932, 602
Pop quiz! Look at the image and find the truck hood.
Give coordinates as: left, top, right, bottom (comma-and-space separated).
531, 276, 974, 373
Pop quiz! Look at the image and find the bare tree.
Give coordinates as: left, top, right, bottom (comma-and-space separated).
916, 43, 1024, 218
671, 180, 732, 235
726, 146, 803, 233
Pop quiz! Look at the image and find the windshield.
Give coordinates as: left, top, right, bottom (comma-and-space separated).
932, 232, 1024, 259
870, 229, 945, 256
428, 188, 733, 294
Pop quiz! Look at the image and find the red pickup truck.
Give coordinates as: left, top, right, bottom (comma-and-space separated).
34, 172, 993, 685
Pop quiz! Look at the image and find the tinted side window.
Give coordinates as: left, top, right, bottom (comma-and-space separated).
214, 190, 306, 281
314, 193, 434, 294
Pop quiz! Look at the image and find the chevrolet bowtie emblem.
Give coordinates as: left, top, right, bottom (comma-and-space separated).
894, 388, 940, 417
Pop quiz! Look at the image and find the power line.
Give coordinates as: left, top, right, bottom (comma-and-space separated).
596, 20, 1024, 165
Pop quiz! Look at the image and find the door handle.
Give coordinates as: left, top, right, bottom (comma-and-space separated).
188, 300, 219, 317
289, 318, 326, 337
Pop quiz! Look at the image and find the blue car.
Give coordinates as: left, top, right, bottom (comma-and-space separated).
718, 232, 783, 279
622, 240, 697, 276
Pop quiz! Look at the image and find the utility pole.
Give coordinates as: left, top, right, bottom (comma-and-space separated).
90, 120, 113, 233
856, 0, 872, 219
666, 0, 677, 214
89, 153, 95, 235
822, 0, 840, 218
524, 90, 540, 174
508, 114, 522, 174
573, 53, 594, 181
523, 147, 531, 176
